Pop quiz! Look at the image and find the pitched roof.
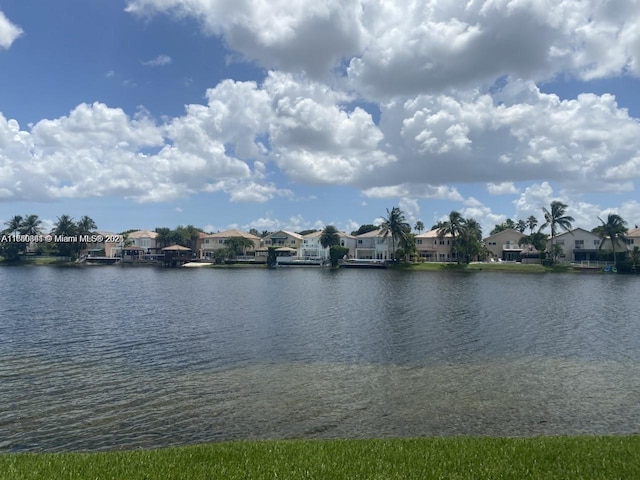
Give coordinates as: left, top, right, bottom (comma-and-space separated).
269, 230, 303, 240
205, 229, 260, 240
127, 229, 158, 239
415, 228, 452, 239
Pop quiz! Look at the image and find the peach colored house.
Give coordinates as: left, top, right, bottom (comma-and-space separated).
415, 229, 457, 262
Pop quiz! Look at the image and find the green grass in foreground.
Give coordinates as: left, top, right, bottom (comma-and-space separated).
2, 436, 639, 479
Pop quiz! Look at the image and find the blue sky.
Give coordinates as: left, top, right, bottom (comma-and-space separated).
1, 1, 640, 236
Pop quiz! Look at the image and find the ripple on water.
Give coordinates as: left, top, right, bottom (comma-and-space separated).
1, 267, 640, 451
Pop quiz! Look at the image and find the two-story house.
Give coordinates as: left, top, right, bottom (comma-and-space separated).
300, 231, 357, 260
547, 228, 602, 263
414, 229, 457, 262
483, 229, 525, 261
201, 229, 261, 259
354, 229, 393, 260
127, 230, 159, 254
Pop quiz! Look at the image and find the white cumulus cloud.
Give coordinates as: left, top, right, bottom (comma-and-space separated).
0, 11, 22, 50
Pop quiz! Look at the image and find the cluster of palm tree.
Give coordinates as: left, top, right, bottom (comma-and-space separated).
435, 211, 484, 264
154, 225, 203, 251
490, 216, 539, 235
1, 214, 45, 261
1, 213, 98, 260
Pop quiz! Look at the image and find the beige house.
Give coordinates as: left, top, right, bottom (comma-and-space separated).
264, 230, 303, 249
415, 229, 457, 262
547, 228, 602, 263
624, 227, 640, 252
126, 230, 159, 253
483, 229, 525, 261
201, 229, 261, 259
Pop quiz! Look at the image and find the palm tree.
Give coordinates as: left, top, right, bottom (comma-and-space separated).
379, 207, 410, 261
527, 216, 538, 235
437, 211, 464, 263
21, 215, 42, 235
539, 201, 574, 263
459, 218, 483, 263
4, 215, 23, 234
76, 216, 97, 235
54, 215, 78, 258
516, 219, 527, 233
320, 225, 340, 249
224, 237, 256, 259
596, 213, 628, 268
414, 221, 424, 234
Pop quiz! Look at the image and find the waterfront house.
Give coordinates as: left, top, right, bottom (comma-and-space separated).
483, 229, 525, 261
201, 229, 261, 259
547, 228, 602, 263
626, 227, 640, 252
127, 230, 159, 254
300, 231, 356, 260
354, 229, 393, 260
264, 231, 303, 249
415, 229, 456, 262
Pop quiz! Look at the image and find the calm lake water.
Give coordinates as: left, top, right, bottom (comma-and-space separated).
1, 265, 640, 452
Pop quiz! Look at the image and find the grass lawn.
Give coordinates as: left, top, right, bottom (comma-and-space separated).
2, 436, 639, 479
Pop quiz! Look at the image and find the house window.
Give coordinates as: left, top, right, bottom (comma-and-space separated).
575, 240, 584, 248
218, 239, 224, 244
358, 240, 363, 244
594, 240, 600, 245
626, 239, 635, 245
416, 239, 422, 245
205, 239, 210, 244
290, 240, 295, 245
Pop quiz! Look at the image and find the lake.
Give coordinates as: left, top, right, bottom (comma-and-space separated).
1, 265, 639, 452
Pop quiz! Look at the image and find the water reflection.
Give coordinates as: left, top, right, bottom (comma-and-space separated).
1, 266, 639, 451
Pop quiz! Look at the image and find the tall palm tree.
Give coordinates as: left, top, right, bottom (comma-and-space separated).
459, 218, 483, 263
414, 221, 425, 234
516, 219, 527, 233
596, 213, 628, 268
527, 215, 538, 235
437, 211, 464, 263
539, 201, 574, 263
379, 207, 410, 261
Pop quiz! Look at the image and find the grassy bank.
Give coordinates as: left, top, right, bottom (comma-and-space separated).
2, 436, 639, 479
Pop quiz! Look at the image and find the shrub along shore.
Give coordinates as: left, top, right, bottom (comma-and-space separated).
2, 436, 639, 479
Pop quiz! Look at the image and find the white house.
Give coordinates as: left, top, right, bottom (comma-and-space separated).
354, 229, 393, 260
300, 231, 356, 260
